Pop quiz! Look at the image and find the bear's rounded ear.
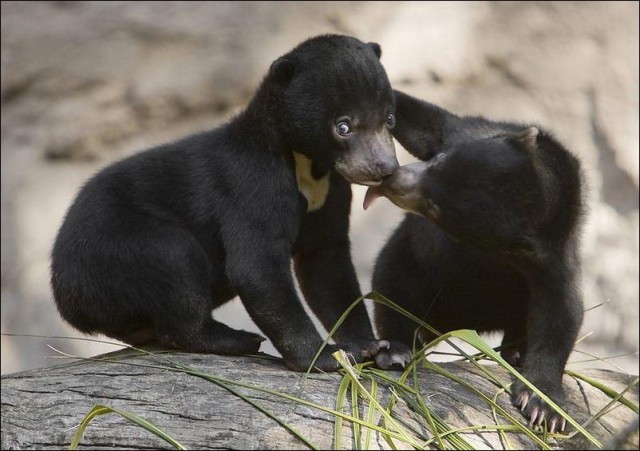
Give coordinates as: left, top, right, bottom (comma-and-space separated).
269, 57, 296, 84
511, 127, 539, 152
368, 42, 382, 59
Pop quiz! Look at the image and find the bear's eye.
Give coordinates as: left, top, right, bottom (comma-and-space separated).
386, 113, 396, 129
336, 121, 352, 136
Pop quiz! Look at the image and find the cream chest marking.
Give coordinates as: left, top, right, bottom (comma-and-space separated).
293, 151, 330, 212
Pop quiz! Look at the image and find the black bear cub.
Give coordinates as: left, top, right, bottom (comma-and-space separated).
366, 90, 584, 432
51, 35, 410, 372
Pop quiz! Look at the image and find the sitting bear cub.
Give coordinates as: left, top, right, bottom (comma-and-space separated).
366, 90, 585, 432
51, 35, 408, 372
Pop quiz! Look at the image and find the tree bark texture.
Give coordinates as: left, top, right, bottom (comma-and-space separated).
1, 349, 638, 450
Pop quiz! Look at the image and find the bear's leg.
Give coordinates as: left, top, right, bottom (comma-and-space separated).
154, 304, 265, 355
143, 228, 264, 355
116, 322, 263, 354
295, 178, 410, 367
512, 262, 583, 433
294, 240, 388, 360
294, 176, 379, 354
371, 250, 425, 369
224, 241, 345, 372
372, 299, 420, 370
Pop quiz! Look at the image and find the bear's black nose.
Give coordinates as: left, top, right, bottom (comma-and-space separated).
376, 158, 399, 178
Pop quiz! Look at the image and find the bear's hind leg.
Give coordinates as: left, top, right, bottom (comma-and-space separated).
155, 309, 265, 355
144, 228, 264, 355
152, 283, 264, 355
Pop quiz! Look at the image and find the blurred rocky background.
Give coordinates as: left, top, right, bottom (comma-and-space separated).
2, 1, 638, 375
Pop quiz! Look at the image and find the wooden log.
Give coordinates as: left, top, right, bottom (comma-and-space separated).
1, 349, 638, 450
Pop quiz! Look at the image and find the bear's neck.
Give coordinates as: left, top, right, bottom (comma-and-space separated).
239, 84, 292, 154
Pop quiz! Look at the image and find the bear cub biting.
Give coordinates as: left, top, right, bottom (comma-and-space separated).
367, 90, 585, 432
51, 35, 411, 372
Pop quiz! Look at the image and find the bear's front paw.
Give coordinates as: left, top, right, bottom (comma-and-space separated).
338, 337, 391, 360
283, 344, 342, 372
374, 340, 413, 370
512, 380, 566, 433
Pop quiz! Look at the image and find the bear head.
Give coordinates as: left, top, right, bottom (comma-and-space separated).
365, 127, 551, 258
260, 34, 399, 186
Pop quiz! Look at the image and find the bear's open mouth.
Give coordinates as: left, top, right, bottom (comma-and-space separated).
338, 172, 384, 187
359, 179, 383, 187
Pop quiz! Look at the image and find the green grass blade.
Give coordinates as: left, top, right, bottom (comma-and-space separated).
575, 377, 639, 434
69, 404, 186, 450
366, 292, 510, 391
583, 301, 608, 313
566, 371, 639, 414
369, 359, 473, 448
165, 358, 320, 449
569, 349, 638, 373
424, 360, 552, 450
306, 294, 370, 375
168, 357, 417, 446
492, 389, 513, 450
450, 329, 603, 447
334, 374, 351, 450
53, 345, 319, 449
46, 330, 610, 450
393, 371, 475, 450
361, 296, 603, 449
410, 358, 446, 449
73, 349, 419, 447
428, 328, 607, 448
334, 350, 425, 449
363, 376, 378, 450
351, 378, 362, 450
444, 329, 602, 447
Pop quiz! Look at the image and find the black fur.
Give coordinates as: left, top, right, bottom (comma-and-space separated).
51, 35, 403, 372
370, 90, 585, 431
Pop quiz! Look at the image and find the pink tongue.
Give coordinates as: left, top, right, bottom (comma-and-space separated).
363, 186, 383, 210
